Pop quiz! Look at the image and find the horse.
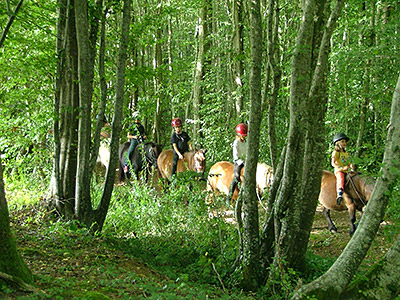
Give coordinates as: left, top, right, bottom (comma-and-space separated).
207, 161, 274, 202
118, 141, 162, 182
318, 170, 374, 235
157, 149, 207, 180
97, 140, 110, 169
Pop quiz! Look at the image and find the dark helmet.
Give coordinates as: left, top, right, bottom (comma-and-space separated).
333, 133, 349, 145
171, 118, 182, 127
235, 123, 248, 136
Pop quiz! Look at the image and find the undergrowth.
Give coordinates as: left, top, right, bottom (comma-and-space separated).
4, 169, 394, 299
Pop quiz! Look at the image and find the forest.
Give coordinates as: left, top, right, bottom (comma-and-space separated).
1, 0, 400, 299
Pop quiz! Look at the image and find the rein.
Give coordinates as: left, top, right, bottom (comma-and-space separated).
347, 173, 366, 206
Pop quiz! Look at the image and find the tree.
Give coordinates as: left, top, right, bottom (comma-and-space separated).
239, 0, 263, 290
292, 70, 400, 300
0, 157, 33, 289
260, 0, 344, 282
191, 0, 212, 143
51, 0, 131, 232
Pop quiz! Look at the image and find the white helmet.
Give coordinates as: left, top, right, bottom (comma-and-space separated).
132, 111, 139, 119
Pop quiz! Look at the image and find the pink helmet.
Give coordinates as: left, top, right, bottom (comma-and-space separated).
171, 118, 182, 127
235, 123, 248, 136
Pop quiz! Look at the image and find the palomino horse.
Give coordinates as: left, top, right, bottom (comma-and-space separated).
118, 141, 162, 182
97, 140, 111, 169
207, 161, 274, 201
319, 170, 374, 235
157, 149, 207, 180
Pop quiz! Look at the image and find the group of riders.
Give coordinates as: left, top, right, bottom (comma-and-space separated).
103, 112, 352, 205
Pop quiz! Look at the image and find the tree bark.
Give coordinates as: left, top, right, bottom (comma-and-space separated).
292, 70, 400, 300
232, 0, 244, 117
191, 0, 211, 143
240, 0, 263, 290
260, 0, 344, 283
340, 234, 400, 300
74, 0, 96, 224
0, 157, 33, 286
95, 0, 132, 232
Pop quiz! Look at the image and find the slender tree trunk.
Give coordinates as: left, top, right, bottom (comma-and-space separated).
263, 0, 280, 169
240, 0, 263, 290
292, 71, 400, 300
95, 0, 132, 231
232, 0, 244, 117
74, 0, 96, 224
191, 0, 211, 143
153, 24, 163, 144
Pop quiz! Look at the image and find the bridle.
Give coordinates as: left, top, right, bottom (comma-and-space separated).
346, 173, 367, 206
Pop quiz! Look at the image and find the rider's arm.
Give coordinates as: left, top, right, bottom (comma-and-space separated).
172, 143, 183, 159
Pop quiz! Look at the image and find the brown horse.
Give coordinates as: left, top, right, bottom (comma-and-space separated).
207, 161, 274, 201
157, 149, 207, 179
318, 170, 374, 235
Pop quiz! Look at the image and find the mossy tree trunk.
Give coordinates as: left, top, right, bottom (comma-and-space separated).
260, 0, 344, 284
292, 69, 400, 300
239, 0, 263, 290
0, 157, 33, 286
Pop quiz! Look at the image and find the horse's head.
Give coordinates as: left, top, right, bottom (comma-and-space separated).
346, 172, 375, 208
144, 142, 162, 168
256, 163, 274, 195
193, 149, 207, 173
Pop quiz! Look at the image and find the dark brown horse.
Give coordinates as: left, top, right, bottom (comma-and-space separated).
318, 170, 374, 235
207, 161, 274, 201
157, 149, 207, 180
118, 141, 162, 182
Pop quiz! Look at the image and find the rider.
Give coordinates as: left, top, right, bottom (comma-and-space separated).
331, 132, 354, 205
227, 123, 248, 203
124, 112, 146, 174
170, 117, 193, 180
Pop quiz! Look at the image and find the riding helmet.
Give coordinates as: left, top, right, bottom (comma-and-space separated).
235, 123, 248, 136
332, 132, 349, 145
171, 118, 182, 127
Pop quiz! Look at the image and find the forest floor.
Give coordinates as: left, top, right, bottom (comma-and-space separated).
2, 200, 394, 300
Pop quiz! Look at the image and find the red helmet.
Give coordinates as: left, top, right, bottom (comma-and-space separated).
235, 123, 248, 136
171, 118, 182, 127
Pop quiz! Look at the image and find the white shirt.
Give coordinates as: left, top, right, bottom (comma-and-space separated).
233, 138, 247, 165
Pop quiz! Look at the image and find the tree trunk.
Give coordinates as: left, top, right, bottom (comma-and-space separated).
292, 70, 400, 300
232, 0, 244, 117
53, 0, 80, 219
74, 0, 96, 224
260, 1, 344, 284
262, 0, 281, 169
0, 157, 33, 286
191, 0, 211, 144
94, 0, 132, 232
340, 234, 400, 300
240, 0, 263, 290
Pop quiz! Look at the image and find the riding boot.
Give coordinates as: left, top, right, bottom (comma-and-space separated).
226, 179, 238, 205
336, 189, 344, 205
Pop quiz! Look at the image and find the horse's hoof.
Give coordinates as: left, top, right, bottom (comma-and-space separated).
330, 229, 337, 234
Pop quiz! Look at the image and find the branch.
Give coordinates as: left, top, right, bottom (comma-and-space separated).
0, 0, 24, 49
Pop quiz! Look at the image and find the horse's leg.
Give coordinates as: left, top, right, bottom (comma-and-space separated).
323, 207, 337, 233
347, 203, 357, 236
